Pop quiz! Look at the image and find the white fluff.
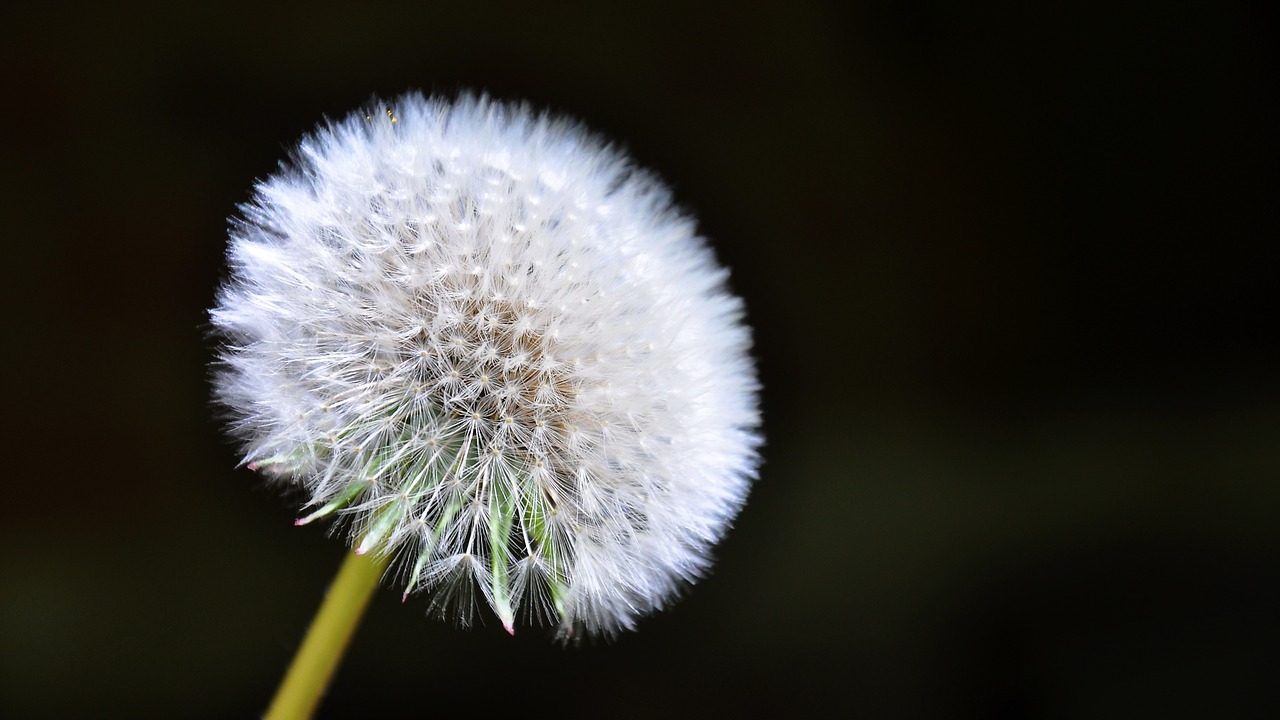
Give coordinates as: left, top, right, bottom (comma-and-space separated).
211, 92, 761, 638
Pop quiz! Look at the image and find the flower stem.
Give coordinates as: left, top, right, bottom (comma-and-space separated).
265, 550, 391, 720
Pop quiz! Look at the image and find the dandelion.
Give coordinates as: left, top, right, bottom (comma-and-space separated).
212, 90, 761, 714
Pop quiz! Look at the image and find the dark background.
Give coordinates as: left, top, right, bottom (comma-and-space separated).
2, 1, 1276, 717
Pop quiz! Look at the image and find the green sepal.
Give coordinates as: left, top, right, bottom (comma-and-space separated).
401, 551, 431, 602
402, 498, 461, 601
489, 477, 516, 633
295, 480, 366, 526
521, 485, 567, 621
355, 499, 404, 556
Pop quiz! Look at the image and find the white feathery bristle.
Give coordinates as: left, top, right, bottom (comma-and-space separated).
211, 92, 762, 639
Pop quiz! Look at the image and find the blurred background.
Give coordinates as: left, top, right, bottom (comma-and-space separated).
1, 0, 1276, 717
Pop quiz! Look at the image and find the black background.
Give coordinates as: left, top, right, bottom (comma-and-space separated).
2, 1, 1277, 717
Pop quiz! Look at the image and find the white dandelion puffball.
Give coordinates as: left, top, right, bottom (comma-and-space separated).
211, 92, 761, 638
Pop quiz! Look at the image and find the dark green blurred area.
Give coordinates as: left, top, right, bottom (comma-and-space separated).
1, 0, 1276, 717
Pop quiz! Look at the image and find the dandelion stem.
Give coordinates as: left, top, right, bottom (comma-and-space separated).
265, 550, 391, 720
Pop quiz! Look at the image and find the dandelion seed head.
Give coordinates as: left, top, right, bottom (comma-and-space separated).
211, 91, 761, 638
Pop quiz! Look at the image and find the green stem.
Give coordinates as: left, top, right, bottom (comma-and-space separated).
265, 550, 391, 720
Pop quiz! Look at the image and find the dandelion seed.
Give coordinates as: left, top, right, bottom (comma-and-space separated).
212, 91, 762, 639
